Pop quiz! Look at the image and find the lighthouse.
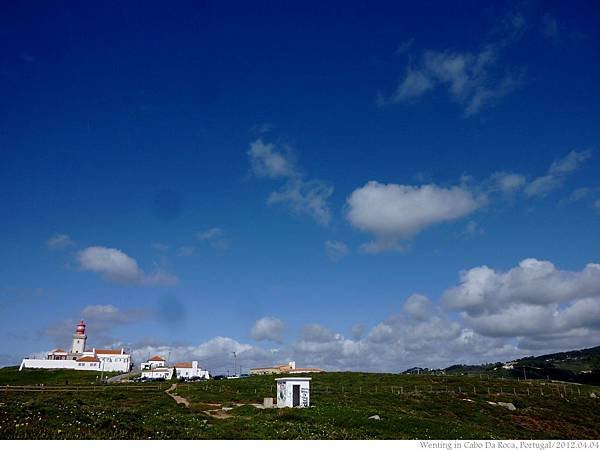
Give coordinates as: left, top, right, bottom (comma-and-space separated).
71, 320, 87, 354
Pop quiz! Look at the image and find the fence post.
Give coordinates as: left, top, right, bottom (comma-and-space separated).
527, 388, 530, 396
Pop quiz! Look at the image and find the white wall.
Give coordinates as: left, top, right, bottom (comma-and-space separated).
276, 379, 310, 408
141, 360, 165, 370
20, 359, 78, 371
175, 367, 209, 379
20, 359, 101, 371
97, 355, 130, 372
141, 369, 173, 380
20, 355, 131, 373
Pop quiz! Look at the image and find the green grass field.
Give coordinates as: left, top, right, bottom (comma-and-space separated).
0, 367, 119, 385
1, 367, 599, 439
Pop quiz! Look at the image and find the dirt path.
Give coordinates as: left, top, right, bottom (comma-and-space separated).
165, 383, 190, 407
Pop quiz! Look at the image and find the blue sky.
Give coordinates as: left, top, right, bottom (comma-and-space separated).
1, 1, 600, 373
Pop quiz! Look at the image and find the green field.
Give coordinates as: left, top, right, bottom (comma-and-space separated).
1, 367, 599, 439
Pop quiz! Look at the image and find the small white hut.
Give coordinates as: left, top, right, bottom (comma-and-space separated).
275, 377, 311, 408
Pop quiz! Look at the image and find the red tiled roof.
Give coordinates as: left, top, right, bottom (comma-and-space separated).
149, 355, 165, 361
77, 356, 100, 363
173, 362, 193, 368
50, 348, 66, 353
96, 349, 123, 355
251, 363, 291, 371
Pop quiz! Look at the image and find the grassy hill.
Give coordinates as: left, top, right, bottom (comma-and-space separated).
442, 346, 600, 385
1, 368, 599, 439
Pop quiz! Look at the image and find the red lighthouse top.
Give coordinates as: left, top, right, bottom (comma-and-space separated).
75, 320, 86, 335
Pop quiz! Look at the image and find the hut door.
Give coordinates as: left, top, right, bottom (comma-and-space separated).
293, 384, 300, 407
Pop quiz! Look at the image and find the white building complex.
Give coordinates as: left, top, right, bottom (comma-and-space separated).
140, 356, 209, 380
19, 320, 132, 373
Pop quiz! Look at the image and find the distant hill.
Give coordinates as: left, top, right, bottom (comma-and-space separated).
441, 345, 600, 385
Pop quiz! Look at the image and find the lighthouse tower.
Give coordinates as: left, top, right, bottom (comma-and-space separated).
71, 320, 87, 354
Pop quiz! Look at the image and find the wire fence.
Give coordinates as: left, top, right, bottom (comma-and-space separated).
181, 380, 594, 401
2, 377, 596, 400
0, 383, 165, 393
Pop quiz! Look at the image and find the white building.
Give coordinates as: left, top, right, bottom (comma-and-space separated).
173, 361, 209, 380
141, 367, 174, 380
19, 320, 131, 373
141, 355, 166, 371
250, 361, 324, 375
140, 358, 209, 381
276, 377, 311, 408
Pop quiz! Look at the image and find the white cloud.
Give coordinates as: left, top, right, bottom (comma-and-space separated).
248, 139, 333, 226
281, 258, 600, 371
350, 324, 365, 340
248, 139, 296, 179
386, 47, 521, 116
77, 246, 177, 286
489, 172, 526, 194
299, 324, 339, 343
346, 181, 480, 252
250, 317, 285, 343
391, 67, 433, 102
442, 258, 600, 348
268, 179, 333, 226
402, 294, 432, 321
132, 337, 275, 375
443, 258, 600, 314
525, 150, 592, 197
197, 227, 229, 250
569, 188, 592, 202
324, 240, 350, 262
46, 233, 74, 250
34, 257, 600, 372
382, 15, 525, 116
